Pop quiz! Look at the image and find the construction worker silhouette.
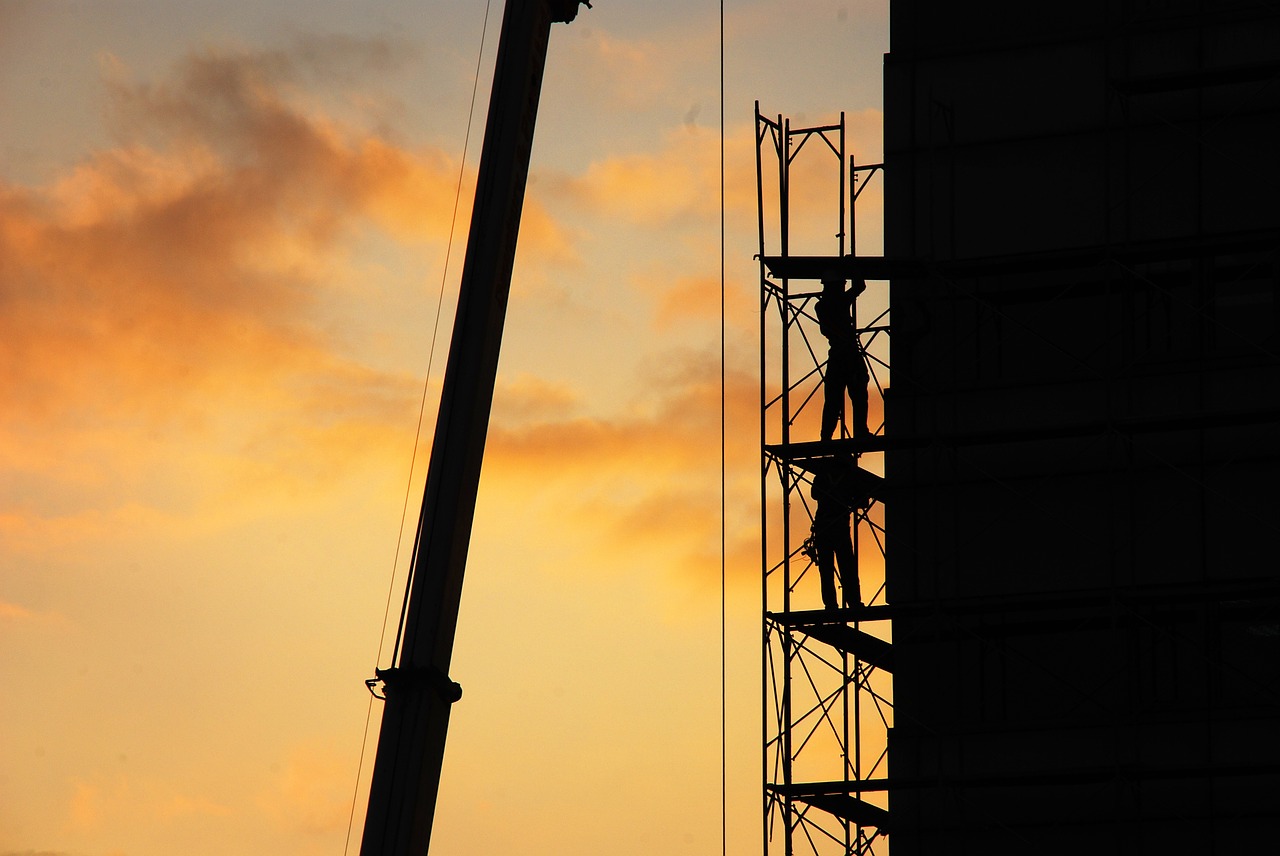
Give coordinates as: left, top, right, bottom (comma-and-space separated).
816, 277, 869, 441
808, 457, 870, 610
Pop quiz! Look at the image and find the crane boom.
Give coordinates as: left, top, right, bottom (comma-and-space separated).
359, 2, 587, 853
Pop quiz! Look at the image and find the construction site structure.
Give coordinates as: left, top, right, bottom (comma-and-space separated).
755, 109, 893, 856
881, 1, 1280, 853
757, 1, 1280, 853
360, 3, 587, 853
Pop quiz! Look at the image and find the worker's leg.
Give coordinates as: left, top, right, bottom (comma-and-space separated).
835, 528, 860, 607
821, 350, 845, 441
815, 544, 840, 610
850, 351, 871, 437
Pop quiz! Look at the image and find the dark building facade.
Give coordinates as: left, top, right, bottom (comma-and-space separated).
883, 1, 1280, 852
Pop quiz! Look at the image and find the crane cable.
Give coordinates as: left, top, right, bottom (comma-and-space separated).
719, 1, 728, 855
387, 0, 496, 674
342, 2, 495, 852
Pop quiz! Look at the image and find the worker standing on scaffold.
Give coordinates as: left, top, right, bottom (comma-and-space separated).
808, 457, 867, 610
816, 277, 870, 441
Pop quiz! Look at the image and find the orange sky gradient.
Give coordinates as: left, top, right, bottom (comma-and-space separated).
0, 3, 889, 855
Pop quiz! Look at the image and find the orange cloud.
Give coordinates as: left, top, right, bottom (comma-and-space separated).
478, 326, 886, 598
0, 598, 66, 625
492, 372, 582, 426
545, 107, 881, 238
0, 600, 36, 621
549, 125, 756, 228
158, 794, 234, 820
482, 350, 761, 590
0, 44, 582, 543
488, 353, 757, 475
68, 774, 233, 831
639, 271, 756, 332
558, 25, 711, 115
256, 742, 352, 836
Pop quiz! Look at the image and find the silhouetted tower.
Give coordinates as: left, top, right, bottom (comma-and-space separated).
755, 109, 894, 856
881, 1, 1280, 852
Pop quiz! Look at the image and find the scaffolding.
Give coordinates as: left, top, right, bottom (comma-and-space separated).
752, 6, 1280, 853
755, 106, 893, 856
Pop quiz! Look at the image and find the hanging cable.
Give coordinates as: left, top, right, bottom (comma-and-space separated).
719, 2, 728, 856
389, 0, 496, 672
343, 4, 495, 854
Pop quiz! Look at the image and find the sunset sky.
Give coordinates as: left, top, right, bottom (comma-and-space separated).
0, 3, 888, 855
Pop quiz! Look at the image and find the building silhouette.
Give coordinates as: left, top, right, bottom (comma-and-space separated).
884, 1, 1280, 852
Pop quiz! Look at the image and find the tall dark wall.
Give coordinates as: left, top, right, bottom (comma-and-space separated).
883, 2, 1280, 851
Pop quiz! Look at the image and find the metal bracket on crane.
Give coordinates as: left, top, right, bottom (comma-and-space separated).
551, 0, 590, 22
368, 666, 464, 704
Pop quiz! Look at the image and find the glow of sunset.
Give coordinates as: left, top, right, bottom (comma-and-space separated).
0, 3, 888, 855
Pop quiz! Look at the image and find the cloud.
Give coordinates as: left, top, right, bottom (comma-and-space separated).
256, 743, 353, 836
649, 273, 724, 328
158, 794, 234, 820
68, 775, 232, 831
0, 600, 37, 621
0, 599, 65, 625
638, 271, 757, 333
544, 105, 880, 233
492, 372, 582, 425
482, 348, 760, 590
479, 320, 887, 599
92, 46, 534, 247
489, 351, 755, 475
559, 26, 712, 115
548, 124, 755, 228
0, 44, 579, 544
